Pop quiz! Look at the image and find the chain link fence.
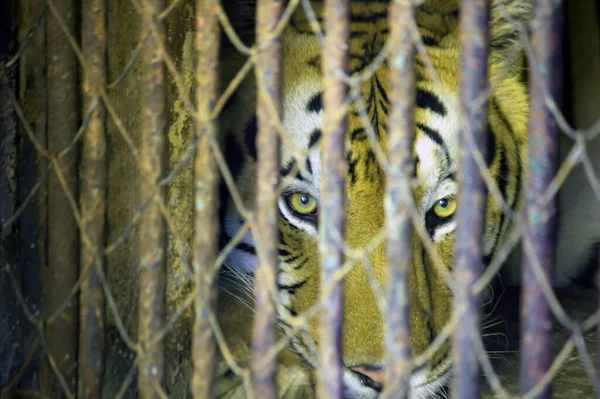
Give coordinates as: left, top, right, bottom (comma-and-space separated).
1, 0, 600, 398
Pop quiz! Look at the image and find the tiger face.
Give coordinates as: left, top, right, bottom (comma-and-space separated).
216, 1, 529, 397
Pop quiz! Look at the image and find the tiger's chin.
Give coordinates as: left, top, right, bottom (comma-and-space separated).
342, 361, 451, 399
215, 357, 451, 399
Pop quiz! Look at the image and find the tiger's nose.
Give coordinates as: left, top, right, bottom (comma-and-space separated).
349, 365, 384, 392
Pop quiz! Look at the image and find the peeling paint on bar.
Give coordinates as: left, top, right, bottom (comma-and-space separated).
317, 0, 350, 398
520, 0, 563, 397
252, 0, 283, 398
191, 0, 221, 397
451, 1, 491, 399
382, 1, 415, 398
138, 0, 168, 397
78, 0, 108, 396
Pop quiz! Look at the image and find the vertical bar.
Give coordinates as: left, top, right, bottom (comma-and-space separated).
0, 0, 16, 242
191, 0, 221, 397
0, 0, 18, 388
41, 0, 79, 395
138, 0, 167, 397
78, 0, 107, 397
452, 1, 490, 399
383, 1, 415, 398
317, 0, 349, 398
251, 0, 283, 398
520, 0, 562, 397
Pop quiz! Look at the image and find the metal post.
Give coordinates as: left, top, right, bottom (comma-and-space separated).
383, 1, 415, 398
78, 0, 108, 396
191, 0, 221, 397
252, 0, 283, 398
138, 0, 168, 397
317, 0, 349, 398
520, 0, 563, 397
42, 0, 79, 395
452, 1, 490, 398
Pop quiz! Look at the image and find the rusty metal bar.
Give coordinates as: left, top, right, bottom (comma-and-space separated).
41, 0, 79, 395
191, 0, 221, 397
520, 0, 563, 397
451, 1, 491, 399
138, 0, 168, 397
382, 1, 415, 398
78, 0, 108, 396
251, 0, 283, 398
317, 0, 349, 398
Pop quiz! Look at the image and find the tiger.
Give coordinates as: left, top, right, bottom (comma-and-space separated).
208, 0, 600, 398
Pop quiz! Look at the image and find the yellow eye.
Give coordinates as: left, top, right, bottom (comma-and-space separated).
288, 193, 318, 215
433, 197, 457, 218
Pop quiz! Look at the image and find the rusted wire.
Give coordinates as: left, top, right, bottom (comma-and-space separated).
382, 1, 415, 398
520, 0, 563, 397
191, 0, 221, 397
41, 0, 79, 395
452, 1, 491, 398
137, 0, 168, 397
317, 0, 350, 398
251, 0, 284, 397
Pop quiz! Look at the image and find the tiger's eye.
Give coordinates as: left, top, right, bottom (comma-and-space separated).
289, 193, 317, 215
433, 197, 457, 218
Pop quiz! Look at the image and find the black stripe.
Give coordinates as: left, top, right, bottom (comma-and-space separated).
306, 157, 313, 175
350, 30, 368, 38
222, 233, 256, 255
278, 279, 308, 295
486, 123, 497, 166
281, 159, 296, 177
421, 36, 438, 47
308, 129, 322, 148
294, 258, 309, 270
497, 150, 509, 203
284, 305, 298, 317
279, 248, 291, 257
351, 127, 367, 141
413, 157, 420, 178
350, 11, 388, 23
282, 254, 300, 263
416, 123, 450, 160
306, 92, 322, 113
375, 76, 389, 105
417, 89, 447, 116
491, 99, 521, 211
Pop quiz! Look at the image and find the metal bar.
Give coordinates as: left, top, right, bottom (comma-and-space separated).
41, 0, 79, 395
317, 0, 349, 398
138, 0, 168, 397
451, 1, 490, 399
0, 0, 19, 389
191, 0, 221, 397
598, 249, 600, 399
251, 0, 283, 398
78, 0, 108, 396
382, 1, 415, 398
520, 0, 563, 397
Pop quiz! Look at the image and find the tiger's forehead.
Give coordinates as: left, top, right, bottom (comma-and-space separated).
278, 30, 463, 201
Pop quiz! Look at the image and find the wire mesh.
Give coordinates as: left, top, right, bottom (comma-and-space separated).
1, 0, 600, 399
